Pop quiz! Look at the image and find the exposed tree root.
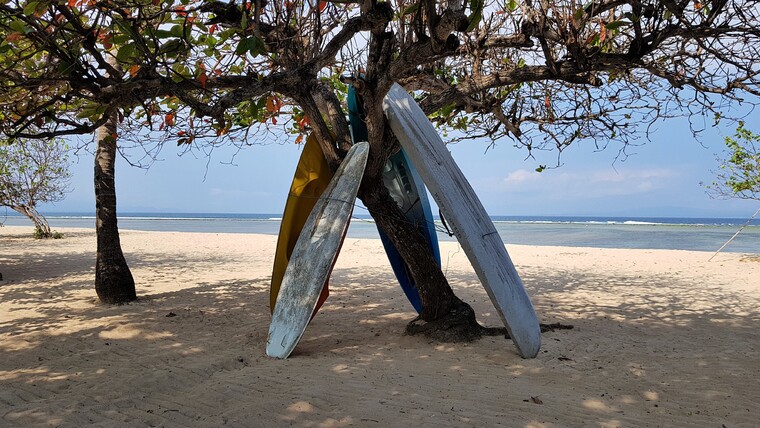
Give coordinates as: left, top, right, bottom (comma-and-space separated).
406, 301, 574, 343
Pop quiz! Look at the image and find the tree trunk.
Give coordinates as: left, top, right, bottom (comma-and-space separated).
358, 172, 502, 342
94, 112, 136, 304
11, 205, 51, 238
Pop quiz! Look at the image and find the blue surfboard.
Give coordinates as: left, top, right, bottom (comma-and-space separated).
347, 84, 441, 313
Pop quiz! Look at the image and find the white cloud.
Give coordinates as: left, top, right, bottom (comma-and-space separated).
503, 169, 542, 185
498, 167, 679, 198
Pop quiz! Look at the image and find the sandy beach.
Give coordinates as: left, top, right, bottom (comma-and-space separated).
1, 225, 759, 427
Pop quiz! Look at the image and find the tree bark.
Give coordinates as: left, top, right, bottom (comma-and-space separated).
358, 159, 500, 342
11, 205, 51, 238
94, 111, 136, 304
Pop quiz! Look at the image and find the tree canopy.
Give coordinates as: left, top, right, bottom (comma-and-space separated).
0, 139, 70, 237
2, 0, 759, 162
707, 122, 760, 200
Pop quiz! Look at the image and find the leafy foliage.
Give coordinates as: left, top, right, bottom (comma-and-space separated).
0, 139, 70, 207
707, 122, 760, 200
0, 138, 70, 237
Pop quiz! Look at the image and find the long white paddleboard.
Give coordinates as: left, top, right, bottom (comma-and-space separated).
267, 142, 370, 359
383, 84, 541, 358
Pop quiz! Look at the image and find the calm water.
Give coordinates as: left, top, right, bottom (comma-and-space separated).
2, 211, 758, 253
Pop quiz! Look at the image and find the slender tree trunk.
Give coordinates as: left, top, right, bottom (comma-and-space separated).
358, 175, 496, 341
11, 205, 51, 238
94, 112, 136, 304
358, 175, 460, 319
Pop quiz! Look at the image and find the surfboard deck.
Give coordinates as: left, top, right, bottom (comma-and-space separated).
270, 133, 333, 315
383, 84, 541, 358
348, 85, 440, 313
267, 142, 370, 359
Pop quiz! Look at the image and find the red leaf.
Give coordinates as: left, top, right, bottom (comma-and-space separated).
128, 64, 140, 77
298, 116, 309, 129
199, 73, 208, 89
272, 117, 277, 125
318, 0, 327, 12
295, 134, 304, 144
266, 96, 279, 113
165, 112, 175, 126
209, 24, 218, 35
5, 32, 23, 43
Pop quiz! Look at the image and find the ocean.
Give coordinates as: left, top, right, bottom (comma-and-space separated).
2, 211, 758, 253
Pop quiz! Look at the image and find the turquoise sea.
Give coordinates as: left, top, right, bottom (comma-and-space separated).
2, 211, 758, 253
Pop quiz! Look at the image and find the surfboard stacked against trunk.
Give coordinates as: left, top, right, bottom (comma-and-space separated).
383, 84, 541, 358
267, 142, 369, 359
267, 83, 540, 359
348, 85, 441, 313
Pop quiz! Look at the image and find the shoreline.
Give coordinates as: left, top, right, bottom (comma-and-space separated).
3, 223, 759, 254
2, 226, 759, 426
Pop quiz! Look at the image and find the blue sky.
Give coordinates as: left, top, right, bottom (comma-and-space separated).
41, 116, 758, 218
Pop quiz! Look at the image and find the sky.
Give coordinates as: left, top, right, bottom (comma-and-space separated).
38, 115, 758, 219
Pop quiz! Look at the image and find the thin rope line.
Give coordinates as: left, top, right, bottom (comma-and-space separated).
708, 206, 760, 262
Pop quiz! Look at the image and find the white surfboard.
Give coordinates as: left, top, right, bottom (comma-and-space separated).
383, 84, 541, 358
266, 142, 370, 359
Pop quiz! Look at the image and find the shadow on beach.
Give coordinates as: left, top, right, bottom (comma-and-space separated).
1, 231, 759, 426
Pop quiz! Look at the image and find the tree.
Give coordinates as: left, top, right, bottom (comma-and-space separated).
1, 1, 759, 337
707, 122, 760, 200
0, 139, 69, 238
94, 106, 136, 304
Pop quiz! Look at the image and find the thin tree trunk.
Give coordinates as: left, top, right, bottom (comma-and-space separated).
11, 205, 51, 238
358, 176, 460, 320
94, 112, 136, 304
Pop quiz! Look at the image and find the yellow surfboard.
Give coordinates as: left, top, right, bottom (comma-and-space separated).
270, 133, 334, 314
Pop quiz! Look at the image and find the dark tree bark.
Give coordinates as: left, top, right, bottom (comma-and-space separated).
356, 132, 505, 342
94, 112, 136, 304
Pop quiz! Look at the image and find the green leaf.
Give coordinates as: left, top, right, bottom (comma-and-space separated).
235, 36, 265, 56
605, 20, 631, 31
115, 43, 138, 62
159, 39, 185, 56
9, 20, 28, 34
466, 0, 484, 32
23, 1, 40, 17
153, 29, 175, 39
399, 4, 419, 17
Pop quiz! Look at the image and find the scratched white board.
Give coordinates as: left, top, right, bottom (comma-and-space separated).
383, 84, 541, 358
266, 142, 369, 359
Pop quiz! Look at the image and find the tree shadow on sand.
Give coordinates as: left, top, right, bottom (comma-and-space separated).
1, 245, 758, 427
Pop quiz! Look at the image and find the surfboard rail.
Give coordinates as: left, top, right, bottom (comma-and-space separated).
383, 84, 541, 358
266, 142, 370, 359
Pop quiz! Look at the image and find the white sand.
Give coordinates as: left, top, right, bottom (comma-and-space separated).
1, 225, 759, 427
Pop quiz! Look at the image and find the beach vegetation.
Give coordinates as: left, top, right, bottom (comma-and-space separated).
1, 1, 760, 338
0, 139, 70, 239
708, 122, 760, 201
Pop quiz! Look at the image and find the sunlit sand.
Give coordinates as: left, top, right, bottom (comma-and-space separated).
1, 226, 758, 426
